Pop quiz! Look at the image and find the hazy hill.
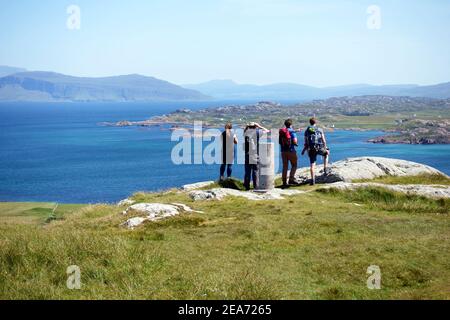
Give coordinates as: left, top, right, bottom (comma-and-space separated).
0, 71, 210, 102
183, 79, 321, 100
184, 80, 450, 100
2, 66, 449, 102
407, 82, 450, 99
0, 65, 27, 77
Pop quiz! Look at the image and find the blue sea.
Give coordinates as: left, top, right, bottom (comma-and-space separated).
1, 102, 449, 203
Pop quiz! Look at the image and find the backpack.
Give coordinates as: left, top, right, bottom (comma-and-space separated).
305, 126, 323, 149
279, 128, 291, 149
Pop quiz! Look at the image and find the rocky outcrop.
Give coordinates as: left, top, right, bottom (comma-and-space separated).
117, 198, 135, 206
122, 217, 148, 229
119, 157, 448, 230
368, 119, 450, 145
368, 133, 450, 145
181, 181, 215, 191
321, 182, 450, 199
121, 203, 204, 229
286, 157, 446, 184
189, 188, 306, 201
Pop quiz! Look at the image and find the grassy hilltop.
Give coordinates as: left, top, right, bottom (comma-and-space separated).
0, 175, 449, 300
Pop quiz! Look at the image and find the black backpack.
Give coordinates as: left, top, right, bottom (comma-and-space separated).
305, 126, 323, 149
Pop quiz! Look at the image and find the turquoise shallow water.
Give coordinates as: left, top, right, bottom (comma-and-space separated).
1, 102, 449, 203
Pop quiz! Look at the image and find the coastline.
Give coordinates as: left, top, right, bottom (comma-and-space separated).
100, 120, 449, 145
98, 98, 449, 145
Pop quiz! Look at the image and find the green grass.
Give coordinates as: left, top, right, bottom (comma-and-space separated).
218, 178, 246, 191
0, 202, 84, 224
0, 187, 449, 300
317, 187, 450, 214
329, 114, 400, 130
354, 173, 450, 186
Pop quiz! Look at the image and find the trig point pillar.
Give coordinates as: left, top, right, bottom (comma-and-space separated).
256, 142, 275, 192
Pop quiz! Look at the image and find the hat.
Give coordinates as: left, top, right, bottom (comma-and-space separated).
247, 122, 256, 127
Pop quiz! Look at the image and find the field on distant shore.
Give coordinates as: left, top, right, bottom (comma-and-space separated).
1, 175, 449, 300
124, 97, 450, 144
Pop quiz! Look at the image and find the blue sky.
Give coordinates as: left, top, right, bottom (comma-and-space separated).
0, 0, 449, 86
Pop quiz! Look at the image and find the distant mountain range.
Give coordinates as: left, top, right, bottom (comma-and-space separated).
0, 67, 209, 102
1, 65, 449, 102
183, 79, 450, 100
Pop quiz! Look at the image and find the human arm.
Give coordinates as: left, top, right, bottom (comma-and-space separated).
291, 130, 298, 146
301, 144, 308, 155
301, 134, 308, 155
255, 123, 270, 133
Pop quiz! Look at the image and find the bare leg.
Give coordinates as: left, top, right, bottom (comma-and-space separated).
310, 163, 315, 182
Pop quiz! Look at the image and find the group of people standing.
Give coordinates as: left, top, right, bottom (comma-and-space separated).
219, 118, 330, 190
279, 117, 330, 187
220, 121, 269, 190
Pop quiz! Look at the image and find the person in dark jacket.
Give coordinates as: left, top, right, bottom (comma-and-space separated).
220, 122, 238, 180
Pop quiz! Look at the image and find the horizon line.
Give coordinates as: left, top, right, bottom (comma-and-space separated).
1, 65, 449, 88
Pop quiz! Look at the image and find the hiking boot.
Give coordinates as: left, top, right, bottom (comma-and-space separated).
323, 168, 330, 176
281, 183, 290, 189
288, 179, 300, 186
309, 179, 315, 186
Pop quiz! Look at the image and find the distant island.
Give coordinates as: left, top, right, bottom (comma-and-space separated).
105, 96, 450, 144
0, 68, 209, 102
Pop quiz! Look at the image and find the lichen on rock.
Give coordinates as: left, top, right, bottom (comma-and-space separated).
189, 188, 305, 201
121, 203, 204, 229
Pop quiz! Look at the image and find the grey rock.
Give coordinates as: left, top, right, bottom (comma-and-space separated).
121, 203, 203, 229
121, 217, 148, 230
117, 198, 135, 206
189, 188, 305, 201
282, 157, 446, 184
171, 203, 203, 212
181, 181, 215, 191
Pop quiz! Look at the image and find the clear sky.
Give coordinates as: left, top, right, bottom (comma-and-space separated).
0, 0, 449, 86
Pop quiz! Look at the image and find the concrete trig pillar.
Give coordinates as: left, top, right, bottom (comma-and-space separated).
256, 142, 275, 192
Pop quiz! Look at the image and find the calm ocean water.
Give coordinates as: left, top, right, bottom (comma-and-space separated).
1, 102, 449, 203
